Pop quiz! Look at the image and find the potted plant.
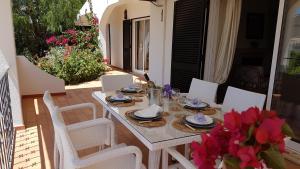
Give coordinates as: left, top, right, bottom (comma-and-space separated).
191, 107, 294, 169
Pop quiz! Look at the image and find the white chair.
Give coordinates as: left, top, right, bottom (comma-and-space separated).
222, 86, 266, 113
43, 91, 145, 169
100, 74, 133, 118
100, 74, 133, 92
187, 78, 219, 104
162, 147, 222, 169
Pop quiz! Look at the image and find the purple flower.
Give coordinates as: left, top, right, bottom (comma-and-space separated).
163, 84, 172, 98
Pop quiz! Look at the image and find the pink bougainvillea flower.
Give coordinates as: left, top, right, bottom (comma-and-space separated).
61, 37, 69, 45
224, 110, 242, 132
228, 132, 246, 157
46, 36, 57, 45
237, 146, 262, 169
241, 107, 260, 125
192, 133, 220, 169
255, 117, 285, 144
210, 123, 231, 155
65, 29, 77, 35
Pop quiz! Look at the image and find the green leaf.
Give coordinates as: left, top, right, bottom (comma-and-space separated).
224, 156, 240, 169
245, 124, 255, 142
282, 123, 294, 137
261, 147, 285, 169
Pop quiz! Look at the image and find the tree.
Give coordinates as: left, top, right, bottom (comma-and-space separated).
12, 0, 86, 56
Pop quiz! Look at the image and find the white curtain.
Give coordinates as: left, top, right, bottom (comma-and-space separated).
204, 0, 242, 84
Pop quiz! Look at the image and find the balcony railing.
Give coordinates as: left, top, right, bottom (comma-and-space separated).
0, 70, 15, 169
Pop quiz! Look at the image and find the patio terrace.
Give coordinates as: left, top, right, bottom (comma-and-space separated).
12, 69, 300, 169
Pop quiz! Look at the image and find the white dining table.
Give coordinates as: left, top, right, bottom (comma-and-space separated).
92, 91, 222, 169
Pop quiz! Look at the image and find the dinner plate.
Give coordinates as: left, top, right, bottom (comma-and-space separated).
130, 110, 162, 120
185, 115, 214, 125
134, 110, 162, 118
184, 101, 209, 110
121, 87, 142, 93
183, 119, 215, 129
107, 96, 132, 102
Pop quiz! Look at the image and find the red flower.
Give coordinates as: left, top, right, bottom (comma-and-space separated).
65, 29, 77, 35
237, 146, 262, 169
224, 111, 242, 132
210, 124, 231, 155
192, 134, 220, 169
46, 36, 57, 45
241, 107, 260, 125
255, 117, 285, 144
228, 133, 246, 157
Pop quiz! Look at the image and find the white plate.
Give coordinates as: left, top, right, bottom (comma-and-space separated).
134, 111, 159, 118
111, 95, 131, 101
186, 101, 208, 108
185, 115, 213, 125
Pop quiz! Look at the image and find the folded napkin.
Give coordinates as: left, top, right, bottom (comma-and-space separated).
135, 104, 162, 118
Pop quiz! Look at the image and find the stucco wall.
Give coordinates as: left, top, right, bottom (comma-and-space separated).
148, 0, 165, 85
0, 0, 24, 126
108, 2, 151, 69
17, 56, 65, 96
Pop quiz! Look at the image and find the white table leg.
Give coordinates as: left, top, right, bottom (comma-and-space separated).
184, 143, 190, 159
162, 149, 169, 169
148, 150, 161, 169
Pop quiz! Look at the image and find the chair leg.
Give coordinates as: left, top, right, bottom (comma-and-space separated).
54, 143, 59, 169
184, 144, 190, 159
162, 150, 169, 169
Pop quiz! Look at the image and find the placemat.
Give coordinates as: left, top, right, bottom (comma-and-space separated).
172, 116, 222, 134
121, 91, 146, 97
105, 96, 135, 107
125, 110, 167, 128
184, 107, 218, 115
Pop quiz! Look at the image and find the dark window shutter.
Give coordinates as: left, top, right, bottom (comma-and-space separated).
171, 0, 209, 92
123, 20, 132, 71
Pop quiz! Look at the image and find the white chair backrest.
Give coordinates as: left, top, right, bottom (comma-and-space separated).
187, 78, 219, 104
222, 86, 266, 113
101, 74, 133, 92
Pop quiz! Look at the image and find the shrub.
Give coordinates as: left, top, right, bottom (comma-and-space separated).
39, 47, 106, 84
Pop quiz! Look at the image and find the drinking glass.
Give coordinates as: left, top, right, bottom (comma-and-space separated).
172, 88, 180, 101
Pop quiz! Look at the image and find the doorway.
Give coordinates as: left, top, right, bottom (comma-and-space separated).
132, 18, 150, 75
218, 0, 280, 102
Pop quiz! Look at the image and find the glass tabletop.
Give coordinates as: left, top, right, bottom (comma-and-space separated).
93, 91, 223, 144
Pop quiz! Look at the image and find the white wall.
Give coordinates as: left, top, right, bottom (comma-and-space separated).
17, 56, 65, 96
79, 0, 118, 58
0, 0, 24, 127
148, 0, 166, 85
106, 1, 151, 69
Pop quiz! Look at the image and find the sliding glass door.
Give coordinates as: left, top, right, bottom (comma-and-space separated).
132, 18, 150, 74
270, 1, 300, 142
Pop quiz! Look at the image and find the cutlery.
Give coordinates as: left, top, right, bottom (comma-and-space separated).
184, 123, 196, 131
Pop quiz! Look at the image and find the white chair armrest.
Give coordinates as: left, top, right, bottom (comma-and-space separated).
58, 103, 96, 119
165, 147, 196, 169
66, 118, 115, 146
73, 146, 143, 169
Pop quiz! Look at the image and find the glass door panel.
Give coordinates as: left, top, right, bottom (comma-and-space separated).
271, 1, 300, 142
133, 19, 150, 74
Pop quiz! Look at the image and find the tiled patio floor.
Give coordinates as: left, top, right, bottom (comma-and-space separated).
13, 70, 300, 169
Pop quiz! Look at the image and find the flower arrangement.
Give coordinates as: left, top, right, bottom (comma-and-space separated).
163, 84, 172, 98
191, 107, 294, 169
